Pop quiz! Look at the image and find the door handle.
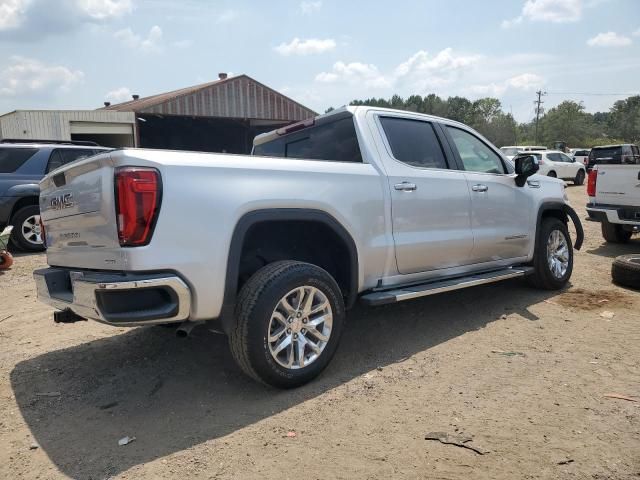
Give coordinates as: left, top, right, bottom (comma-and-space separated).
471, 184, 488, 192
394, 182, 417, 192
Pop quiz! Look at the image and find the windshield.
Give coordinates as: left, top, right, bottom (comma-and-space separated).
0, 147, 38, 173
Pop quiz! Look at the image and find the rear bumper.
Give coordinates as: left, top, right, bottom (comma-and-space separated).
34, 267, 191, 326
587, 205, 640, 226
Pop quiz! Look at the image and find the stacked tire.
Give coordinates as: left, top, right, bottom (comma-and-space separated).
611, 255, 640, 290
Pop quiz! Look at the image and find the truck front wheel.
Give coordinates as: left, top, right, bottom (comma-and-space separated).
528, 217, 573, 290
229, 261, 345, 388
601, 221, 632, 243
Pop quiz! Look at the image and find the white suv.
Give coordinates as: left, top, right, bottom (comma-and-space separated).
530, 150, 586, 185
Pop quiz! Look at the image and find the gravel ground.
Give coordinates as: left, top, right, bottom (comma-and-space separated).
1, 185, 639, 480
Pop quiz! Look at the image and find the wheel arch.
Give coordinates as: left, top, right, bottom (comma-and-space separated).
220, 208, 360, 330
536, 202, 584, 251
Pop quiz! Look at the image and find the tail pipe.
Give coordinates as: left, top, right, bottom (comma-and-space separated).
175, 320, 203, 338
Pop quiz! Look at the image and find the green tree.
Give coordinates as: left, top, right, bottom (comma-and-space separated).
608, 95, 640, 143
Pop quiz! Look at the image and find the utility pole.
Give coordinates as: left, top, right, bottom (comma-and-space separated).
534, 90, 546, 144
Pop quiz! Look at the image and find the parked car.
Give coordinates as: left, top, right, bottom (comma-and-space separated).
571, 149, 590, 167
527, 150, 586, 185
586, 160, 640, 243
33, 107, 583, 388
587, 144, 640, 171
500, 146, 547, 159
0, 140, 111, 251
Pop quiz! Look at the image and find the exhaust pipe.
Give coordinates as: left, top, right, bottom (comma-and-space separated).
175, 321, 202, 338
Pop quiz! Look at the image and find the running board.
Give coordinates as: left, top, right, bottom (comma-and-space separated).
360, 267, 534, 306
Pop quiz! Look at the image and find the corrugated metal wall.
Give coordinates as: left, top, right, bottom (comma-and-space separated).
0, 110, 135, 140
139, 77, 315, 121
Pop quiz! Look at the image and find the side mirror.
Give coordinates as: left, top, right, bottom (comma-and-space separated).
514, 154, 539, 187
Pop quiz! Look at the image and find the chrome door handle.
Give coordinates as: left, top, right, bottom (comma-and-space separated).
471, 184, 488, 192
394, 182, 417, 192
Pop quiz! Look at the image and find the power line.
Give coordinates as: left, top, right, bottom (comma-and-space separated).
546, 91, 638, 96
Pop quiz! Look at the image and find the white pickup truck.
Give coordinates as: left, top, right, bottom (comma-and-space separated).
586, 152, 640, 243
34, 107, 583, 388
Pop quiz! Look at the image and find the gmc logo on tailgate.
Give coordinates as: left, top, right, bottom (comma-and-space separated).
50, 193, 74, 211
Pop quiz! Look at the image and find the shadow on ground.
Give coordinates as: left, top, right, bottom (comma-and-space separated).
11, 279, 556, 479
586, 237, 640, 258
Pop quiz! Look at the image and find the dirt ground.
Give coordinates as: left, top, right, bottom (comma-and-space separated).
1, 186, 639, 480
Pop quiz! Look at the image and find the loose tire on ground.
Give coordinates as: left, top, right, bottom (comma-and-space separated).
229, 260, 345, 388
574, 169, 585, 185
528, 217, 573, 290
611, 255, 640, 290
601, 221, 632, 244
9, 205, 45, 252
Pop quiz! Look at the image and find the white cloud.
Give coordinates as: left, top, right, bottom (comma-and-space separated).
216, 9, 237, 23
632, 27, 640, 37
76, 0, 132, 19
275, 38, 336, 56
0, 0, 31, 30
468, 73, 544, 97
0, 56, 84, 96
114, 25, 163, 53
300, 0, 322, 14
105, 86, 132, 103
315, 61, 391, 88
502, 0, 582, 28
587, 31, 632, 47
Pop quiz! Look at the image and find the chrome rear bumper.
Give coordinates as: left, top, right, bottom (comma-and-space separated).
34, 267, 191, 326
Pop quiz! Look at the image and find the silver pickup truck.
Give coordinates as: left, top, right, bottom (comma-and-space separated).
34, 106, 583, 388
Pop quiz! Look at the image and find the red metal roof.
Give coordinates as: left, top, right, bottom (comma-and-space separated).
100, 75, 316, 121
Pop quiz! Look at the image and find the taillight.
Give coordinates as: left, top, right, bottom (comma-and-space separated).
39, 217, 46, 248
587, 169, 597, 197
115, 167, 161, 246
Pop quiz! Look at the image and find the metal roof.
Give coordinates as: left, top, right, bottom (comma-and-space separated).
101, 74, 317, 122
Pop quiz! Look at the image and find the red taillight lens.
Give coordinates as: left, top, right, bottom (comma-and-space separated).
115, 167, 161, 246
39, 217, 46, 248
587, 169, 597, 197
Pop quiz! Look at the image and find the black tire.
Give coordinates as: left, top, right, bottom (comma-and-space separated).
611, 255, 640, 290
547, 171, 557, 178
229, 261, 345, 388
601, 221, 632, 244
574, 169, 585, 185
9, 205, 45, 252
528, 217, 573, 290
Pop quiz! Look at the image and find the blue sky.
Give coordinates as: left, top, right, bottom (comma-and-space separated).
0, 0, 639, 121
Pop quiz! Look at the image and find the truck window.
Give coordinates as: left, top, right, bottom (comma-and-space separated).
0, 147, 38, 173
447, 127, 506, 174
47, 149, 96, 173
253, 117, 362, 163
379, 117, 448, 169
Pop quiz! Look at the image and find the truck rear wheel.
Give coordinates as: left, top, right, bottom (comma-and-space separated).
528, 217, 573, 290
229, 261, 345, 388
601, 221, 632, 243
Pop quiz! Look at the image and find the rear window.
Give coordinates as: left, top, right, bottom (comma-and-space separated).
253, 117, 362, 163
0, 147, 38, 173
591, 147, 622, 159
380, 117, 448, 169
500, 147, 520, 156
574, 150, 590, 156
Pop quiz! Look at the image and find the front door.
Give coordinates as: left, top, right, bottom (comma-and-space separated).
444, 126, 534, 263
375, 115, 474, 274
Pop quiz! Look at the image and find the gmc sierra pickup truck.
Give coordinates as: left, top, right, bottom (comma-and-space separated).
34, 107, 583, 388
586, 159, 640, 243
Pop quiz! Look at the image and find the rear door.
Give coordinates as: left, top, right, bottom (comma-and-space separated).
374, 114, 474, 274
443, 126, 533, 263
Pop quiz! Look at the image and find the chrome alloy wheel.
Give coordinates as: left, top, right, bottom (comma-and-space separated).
21, 214, 43, 246
267, 286, 333, 370
547, 229, 569, 279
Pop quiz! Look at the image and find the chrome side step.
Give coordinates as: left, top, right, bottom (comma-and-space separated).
360, 267, 534, 306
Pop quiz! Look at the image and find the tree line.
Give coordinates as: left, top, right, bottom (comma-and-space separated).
329, 94, 640, 148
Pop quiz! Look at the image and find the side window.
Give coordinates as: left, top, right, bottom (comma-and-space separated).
632, 145, 639, 156
379, 117, 448, 169
60, 149, 94, 165
0, 148, 38, 173
560, 153, 573, 162
46, 150, 64, 173
446, 127, 506, 174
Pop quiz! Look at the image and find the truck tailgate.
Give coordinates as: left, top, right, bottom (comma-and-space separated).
596, 165, 640, 207
39, 152, 124, 269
